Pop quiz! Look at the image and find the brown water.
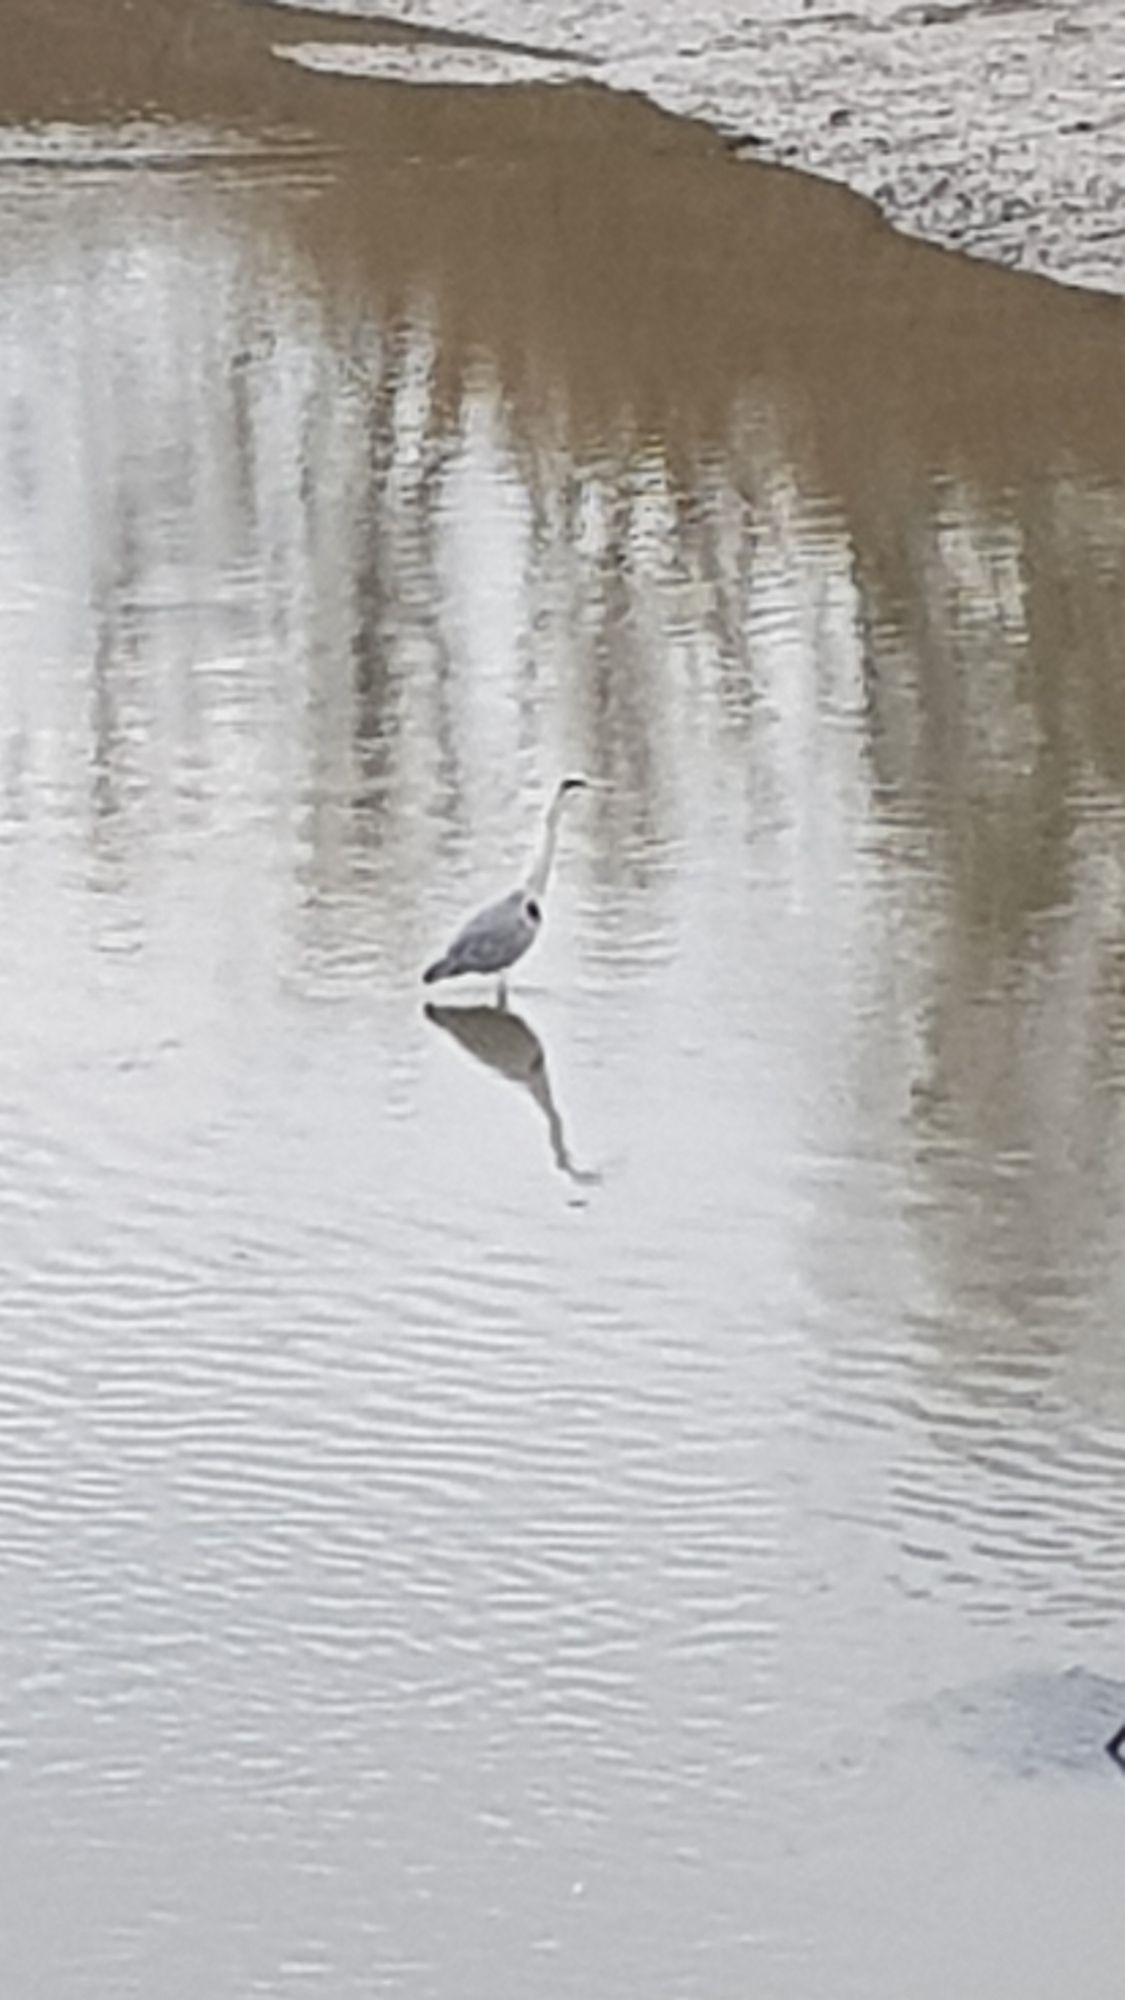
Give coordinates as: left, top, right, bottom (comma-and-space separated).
3, 19, 1125, 2000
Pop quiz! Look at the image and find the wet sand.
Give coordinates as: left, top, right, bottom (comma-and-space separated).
15, 0, 1125, 288
261, 0, 1125, 292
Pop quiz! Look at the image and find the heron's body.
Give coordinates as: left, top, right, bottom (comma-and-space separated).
422, 887, 541, 984
422, 777, 587, 990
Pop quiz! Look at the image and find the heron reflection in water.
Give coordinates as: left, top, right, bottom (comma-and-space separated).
425, 1001, 600, 1190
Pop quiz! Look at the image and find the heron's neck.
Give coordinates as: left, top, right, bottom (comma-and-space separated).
525, 796, 565, 900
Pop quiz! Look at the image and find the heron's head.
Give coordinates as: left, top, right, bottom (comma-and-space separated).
556, 775, 590, 801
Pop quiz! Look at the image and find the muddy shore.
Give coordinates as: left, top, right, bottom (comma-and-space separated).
259, 0, 1125, 295
10, 0, 1125, 294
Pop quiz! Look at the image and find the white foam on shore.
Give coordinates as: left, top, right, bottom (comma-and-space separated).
275, 40, 590, 88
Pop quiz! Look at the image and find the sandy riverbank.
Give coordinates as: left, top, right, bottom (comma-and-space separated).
257, 0, 1125, 294
9, 0, 1125, 295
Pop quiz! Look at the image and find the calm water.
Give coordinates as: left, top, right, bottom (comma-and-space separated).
1, 81, 1125, 2000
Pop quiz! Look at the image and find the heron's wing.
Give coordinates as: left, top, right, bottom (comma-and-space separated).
441, 888, 535, 976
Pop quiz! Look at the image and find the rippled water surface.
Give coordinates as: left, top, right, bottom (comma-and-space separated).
2, 76, 1125, 2000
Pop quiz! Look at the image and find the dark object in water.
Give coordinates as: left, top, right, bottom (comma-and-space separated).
914, 1666, 1125, 1780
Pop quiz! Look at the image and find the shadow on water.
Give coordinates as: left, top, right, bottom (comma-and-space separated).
425, 1000, 601, 1192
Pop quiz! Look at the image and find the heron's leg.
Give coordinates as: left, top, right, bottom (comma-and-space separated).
497, 976, 509, 1010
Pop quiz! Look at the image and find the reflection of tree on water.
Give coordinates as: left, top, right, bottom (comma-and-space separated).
851, 475, 1125, 1350
11, 116, 1125, 1312
425, 1001, 600, 1190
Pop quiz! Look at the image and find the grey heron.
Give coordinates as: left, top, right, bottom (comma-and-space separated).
422, 776, 589, 993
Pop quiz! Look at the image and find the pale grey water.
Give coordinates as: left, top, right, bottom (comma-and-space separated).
1, 103, 1125, 1998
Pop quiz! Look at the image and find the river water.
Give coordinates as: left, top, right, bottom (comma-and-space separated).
2, 19, 1125, 2000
